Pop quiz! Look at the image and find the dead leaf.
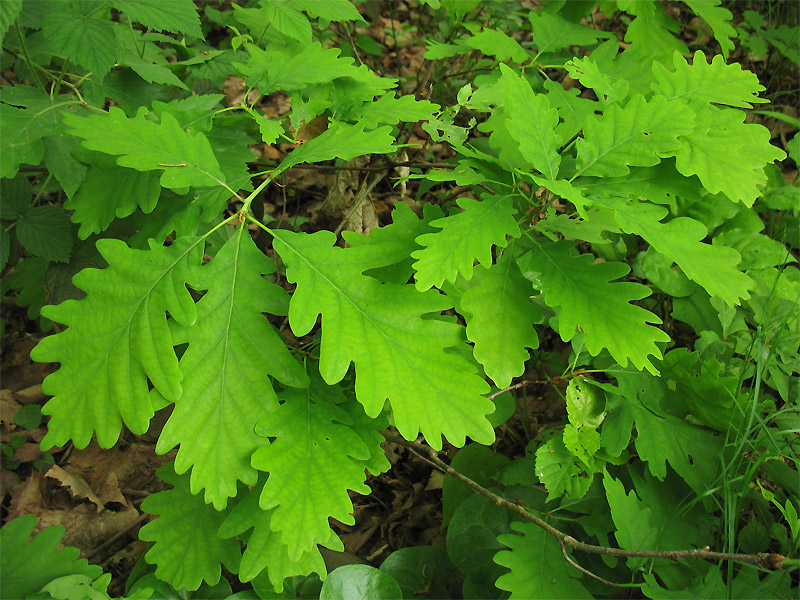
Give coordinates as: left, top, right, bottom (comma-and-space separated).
45, 464, 104, 512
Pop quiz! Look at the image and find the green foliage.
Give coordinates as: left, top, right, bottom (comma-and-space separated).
2, 0, 797, 599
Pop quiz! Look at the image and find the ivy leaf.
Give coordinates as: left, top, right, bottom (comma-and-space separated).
63, 106, 226, 189
461, 255, 541, 388
42, 9, 116, 77
15, 205, 72, 262
31, 237, 202, 449
652, 50, 767, 108
111, 0, 202, 38
683, 0, 736, 58
600, 198, 752, 305
251, 388, 374, 559
272, 229, 494, 449
0, 515, 102, 600
495, 521, 591, 598
519, 237, 669, 374
218, 475, 334, 587
412, 193, 520, 291
673, 103, 786, 206
575, 95, 695, 177
140, 464, 241, 592
497, 64, 562, 179
66, 153, 161, 239
157, 227, 309, 510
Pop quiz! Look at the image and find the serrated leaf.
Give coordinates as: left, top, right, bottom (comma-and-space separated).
16, 205, 73, 262
66, 155, 161, 239
140, 464, 241, 592
600, 198, 752, 305
495, 521, 591, 598
0, 104, 47, 178
461, 256, 541, 388
575, 95, 695, 177
529, 10, 612, 54
463, 28, 527, 63
157, 227, 308, 510
111, 0, 202, 38
251, 387, 376, 559
535, 434, 593, 500
0, 0, 21, 46
412, 193, 520, 291
519, 237, 669, 374
42, 9, 116, 77
0, 515, 102, 600
43, 135, 86, 199
683, 0, 736, 58
565, 379, 605, 429
652, 50, 767, 108
63, 106, 225, 189
276, 121, 395, 176
31, 237, 202, 449
497, 64, 561, 178
273, 229, 494, 449
262, 0, 311, 43
673, 103, 786, 206
124, 57, 189, 90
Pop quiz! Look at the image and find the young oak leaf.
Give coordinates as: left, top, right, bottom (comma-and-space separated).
600, 198, 752, 306
156, 226, 309, 510
497, 64, 562, 179
461, 255, 542, 388
673, 103, 786, 206
519, 237, 669, 374
250, 388, 374, 560
574, 94, 695, 178
218, 474, 337, 587
411, 193, 520, 291
31, 237, 203, 449
652, 50, 768, 109
140, 464, 241, 592
495, 521, 592, 599
62, 106, 226, 189
272, 230, 495, 449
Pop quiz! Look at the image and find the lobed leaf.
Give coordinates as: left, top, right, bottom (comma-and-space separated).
156, 226, 309, 510
519, 237, 669, 373
42, 9, 116, 77
683, 0, 736, 58
31, 237, 202, 448
63, 106, 226, 189
529, 10, 612, 55
412, 193, 520, 291
273, 229, 495, 449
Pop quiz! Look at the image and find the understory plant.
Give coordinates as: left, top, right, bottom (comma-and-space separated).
1, 0, 798, 598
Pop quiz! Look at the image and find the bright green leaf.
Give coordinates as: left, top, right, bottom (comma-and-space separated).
463, 28, 528, 63
529, 10, 612, 54
683, 0, 736, 58
320, 565, 402, 600
31, 237, 203, 448
273, 229, 494, 449
111, 0, 203, 38
535, 434, 594, 500
412, 193, 520, 291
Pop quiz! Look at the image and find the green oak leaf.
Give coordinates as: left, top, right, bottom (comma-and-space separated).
495, 521, 591, 598
652, 50, 767, 108
519, 237, 669, 374
603, 472, 658, 570
575, 94, 694, 177
0, 515, 102, 600
157, 226, 309, 510
140, 464, 241, 592
272, 229, 495, 449
250, 388, 376, 559
683, 0, 736, 58
412, 193, 520, 291
63, 106, 226, 189
31, 237, 202, 448
461, 255, 541, 388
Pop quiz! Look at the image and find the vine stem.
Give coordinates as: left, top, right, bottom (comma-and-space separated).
380, 432, 787, 573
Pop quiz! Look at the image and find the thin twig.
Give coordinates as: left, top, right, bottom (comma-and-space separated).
560, 539, 620, 587
333, 170, 386, 236
382, 433, 787, 571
